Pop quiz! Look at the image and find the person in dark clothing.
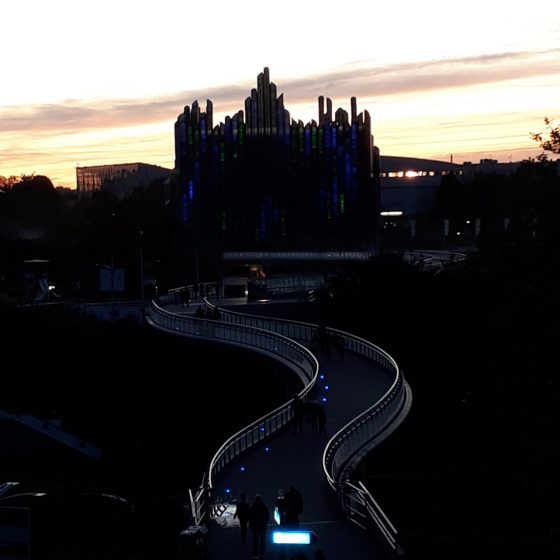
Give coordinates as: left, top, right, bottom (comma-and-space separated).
291, 394, 304, 434
284, 485, 303, 527
249, 494, 270, 558
233, 493, 250, 545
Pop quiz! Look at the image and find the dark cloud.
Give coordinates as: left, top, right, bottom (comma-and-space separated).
1, 49, 558, 134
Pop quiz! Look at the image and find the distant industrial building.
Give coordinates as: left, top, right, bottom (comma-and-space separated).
173, 67, 379, 251
377, 155, 523, 250
379, 155, 521, 216
76, 162, 171, 198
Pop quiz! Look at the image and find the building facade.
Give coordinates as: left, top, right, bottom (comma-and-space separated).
76, 162, 171, 198
173, 67, 379, 251
379, 155, 522, 216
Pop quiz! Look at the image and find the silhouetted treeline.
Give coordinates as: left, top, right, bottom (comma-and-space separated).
0, 176, 222, 300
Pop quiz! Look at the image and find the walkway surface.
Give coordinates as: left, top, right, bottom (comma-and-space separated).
163, 297, 400, 559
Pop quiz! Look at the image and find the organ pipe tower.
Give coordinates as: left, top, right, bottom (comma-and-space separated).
174, 67, 379, 250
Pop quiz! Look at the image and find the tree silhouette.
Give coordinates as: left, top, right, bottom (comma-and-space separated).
0, 175, 19, 191
0, 174, 59, 231
531, 117, 560, 156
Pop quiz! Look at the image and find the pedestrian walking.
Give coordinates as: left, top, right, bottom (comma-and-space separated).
284, 485, 303, 527
249, 494, 270, 558
233, 493, 250, 545
291, 394, 304, 434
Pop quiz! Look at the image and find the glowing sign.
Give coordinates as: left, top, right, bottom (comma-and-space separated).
272, 530, 317, 545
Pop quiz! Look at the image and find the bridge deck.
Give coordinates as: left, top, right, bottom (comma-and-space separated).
207, 307, 396, 558
163, 297, 400, 558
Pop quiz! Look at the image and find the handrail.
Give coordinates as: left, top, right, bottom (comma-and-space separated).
146, 300, 319, 526
148, 300, 316, 389
402, 250, 466, 270
222, 250, 375, 261
150, 295, 410, 555
202, 303, 409, 481
201, 302, 410, 555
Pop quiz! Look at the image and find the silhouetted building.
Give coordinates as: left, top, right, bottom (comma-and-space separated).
378, 155, 525, 250
379, 155, 522, 216
173, 67, 379, 251
76, 163, 171, 198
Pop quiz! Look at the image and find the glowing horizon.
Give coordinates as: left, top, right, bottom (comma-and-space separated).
1, 1, 559, 187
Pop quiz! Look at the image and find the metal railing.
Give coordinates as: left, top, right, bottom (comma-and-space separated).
203, 304, 410, 479
200, 302, 410, 555
148, 300, 316, 388
222, 250, 375, 261
341, 480, 403, 555
402, 250, 466, 271
150, 296, 410, 554
146, 300, 319, 526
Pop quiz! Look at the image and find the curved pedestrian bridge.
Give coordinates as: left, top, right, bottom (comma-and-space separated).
148, 292, 412, 559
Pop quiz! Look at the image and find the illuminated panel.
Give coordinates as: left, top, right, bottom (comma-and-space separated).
272, 531, 311, 545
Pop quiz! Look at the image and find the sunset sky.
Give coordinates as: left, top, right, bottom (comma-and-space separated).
1, 0, 559, 188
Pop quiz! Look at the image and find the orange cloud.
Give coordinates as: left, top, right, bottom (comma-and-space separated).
1, 49, 558, 186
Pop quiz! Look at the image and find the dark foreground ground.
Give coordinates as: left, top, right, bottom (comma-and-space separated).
0, 306, 296, 559
2, 277, 559, 560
